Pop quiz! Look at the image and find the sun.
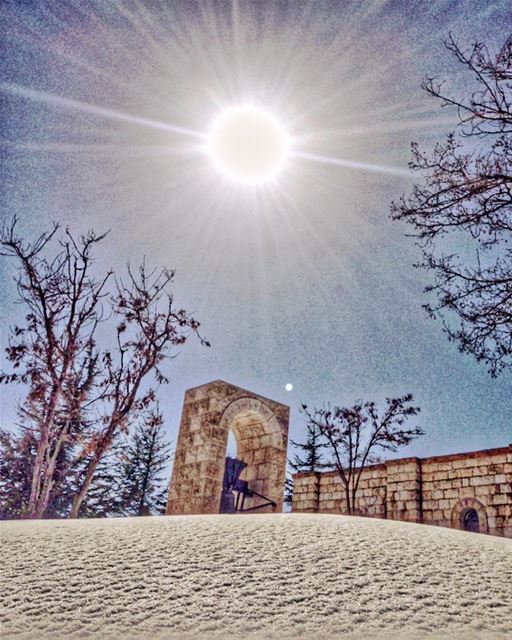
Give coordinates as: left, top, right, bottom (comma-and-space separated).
207, 106, 289, 183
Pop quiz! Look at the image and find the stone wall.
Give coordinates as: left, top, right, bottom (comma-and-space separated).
422, 447, 512, 536
293, 445, 512, 537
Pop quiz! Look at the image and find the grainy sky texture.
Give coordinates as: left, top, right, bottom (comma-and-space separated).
1, 0, 510, 463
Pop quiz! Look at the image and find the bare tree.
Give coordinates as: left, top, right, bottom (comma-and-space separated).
0, 217, 208, 519
301, 395, 423, 515
391, 34, 512, 376
68, 261, 208, 518
0, 219, 110, 518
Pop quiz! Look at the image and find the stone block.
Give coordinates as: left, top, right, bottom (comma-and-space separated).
299, 499, 318, 510
188, 416, 202, 432
184, 450, 198, 465
470, 476, 490, 487
258, 434, 272, 448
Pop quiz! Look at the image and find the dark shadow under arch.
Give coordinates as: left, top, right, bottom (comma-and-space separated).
451, 497, 488, 534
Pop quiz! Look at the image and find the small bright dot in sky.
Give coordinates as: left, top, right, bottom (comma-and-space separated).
207, 106, 289, 183
285, 383, 293, 391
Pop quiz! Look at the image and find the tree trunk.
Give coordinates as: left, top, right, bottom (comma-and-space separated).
25, 440, 46, 518
25, 385, 62, 518
33, 420, 71, 518
351, 476, 358, 516
69, 452, 99, 518
70, 422, 116, 518
344, 482, 352, 515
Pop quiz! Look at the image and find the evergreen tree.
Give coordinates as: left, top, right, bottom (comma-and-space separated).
0, 408, 171, 519
286, 423, 330, 508
116, 407, 172, 516
0, 428, 36, 519
0, 422, 123, 519
289, 423, 329, 473
284, 475, 294, 507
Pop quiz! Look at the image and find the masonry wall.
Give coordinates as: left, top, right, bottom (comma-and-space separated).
421, 447, 512, 537
292, 445, 512, 537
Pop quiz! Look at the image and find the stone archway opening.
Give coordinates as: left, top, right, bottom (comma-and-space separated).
451, 498, 488, 534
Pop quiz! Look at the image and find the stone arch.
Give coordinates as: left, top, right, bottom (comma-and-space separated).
450, 498, 488, 534
166, 380, 289, 515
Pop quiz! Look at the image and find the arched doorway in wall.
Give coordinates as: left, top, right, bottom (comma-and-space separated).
451, 498, 488, 534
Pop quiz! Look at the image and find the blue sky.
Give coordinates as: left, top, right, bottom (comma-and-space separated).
1, 0, 510, 465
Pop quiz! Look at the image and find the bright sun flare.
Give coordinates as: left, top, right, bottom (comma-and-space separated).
207, 106, 289, 183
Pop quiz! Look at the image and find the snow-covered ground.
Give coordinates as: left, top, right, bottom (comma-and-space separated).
1, 513, 511, 639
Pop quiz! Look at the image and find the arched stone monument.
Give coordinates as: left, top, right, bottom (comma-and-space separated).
166, 380, 290, 515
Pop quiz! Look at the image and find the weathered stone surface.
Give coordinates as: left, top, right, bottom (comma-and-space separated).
167, 380, 289, 515
293, 444, 512, 537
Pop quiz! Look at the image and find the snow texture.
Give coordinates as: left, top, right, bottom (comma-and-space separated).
1, 513, 511, 639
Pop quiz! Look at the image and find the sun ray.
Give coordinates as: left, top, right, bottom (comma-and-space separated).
292, 150, 411, 177
0, 82, 205, 140
300, 115, 459, 145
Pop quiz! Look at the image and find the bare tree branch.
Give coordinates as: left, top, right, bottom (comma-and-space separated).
391, 35, 512, 376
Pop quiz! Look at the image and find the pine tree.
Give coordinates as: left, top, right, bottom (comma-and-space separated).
284, 475, 294, 507
0, 428, 36, 519
286, 423, 330, 508
0, 422, 121, 519
116, 407, 172, 516
289, 423, 329, 473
